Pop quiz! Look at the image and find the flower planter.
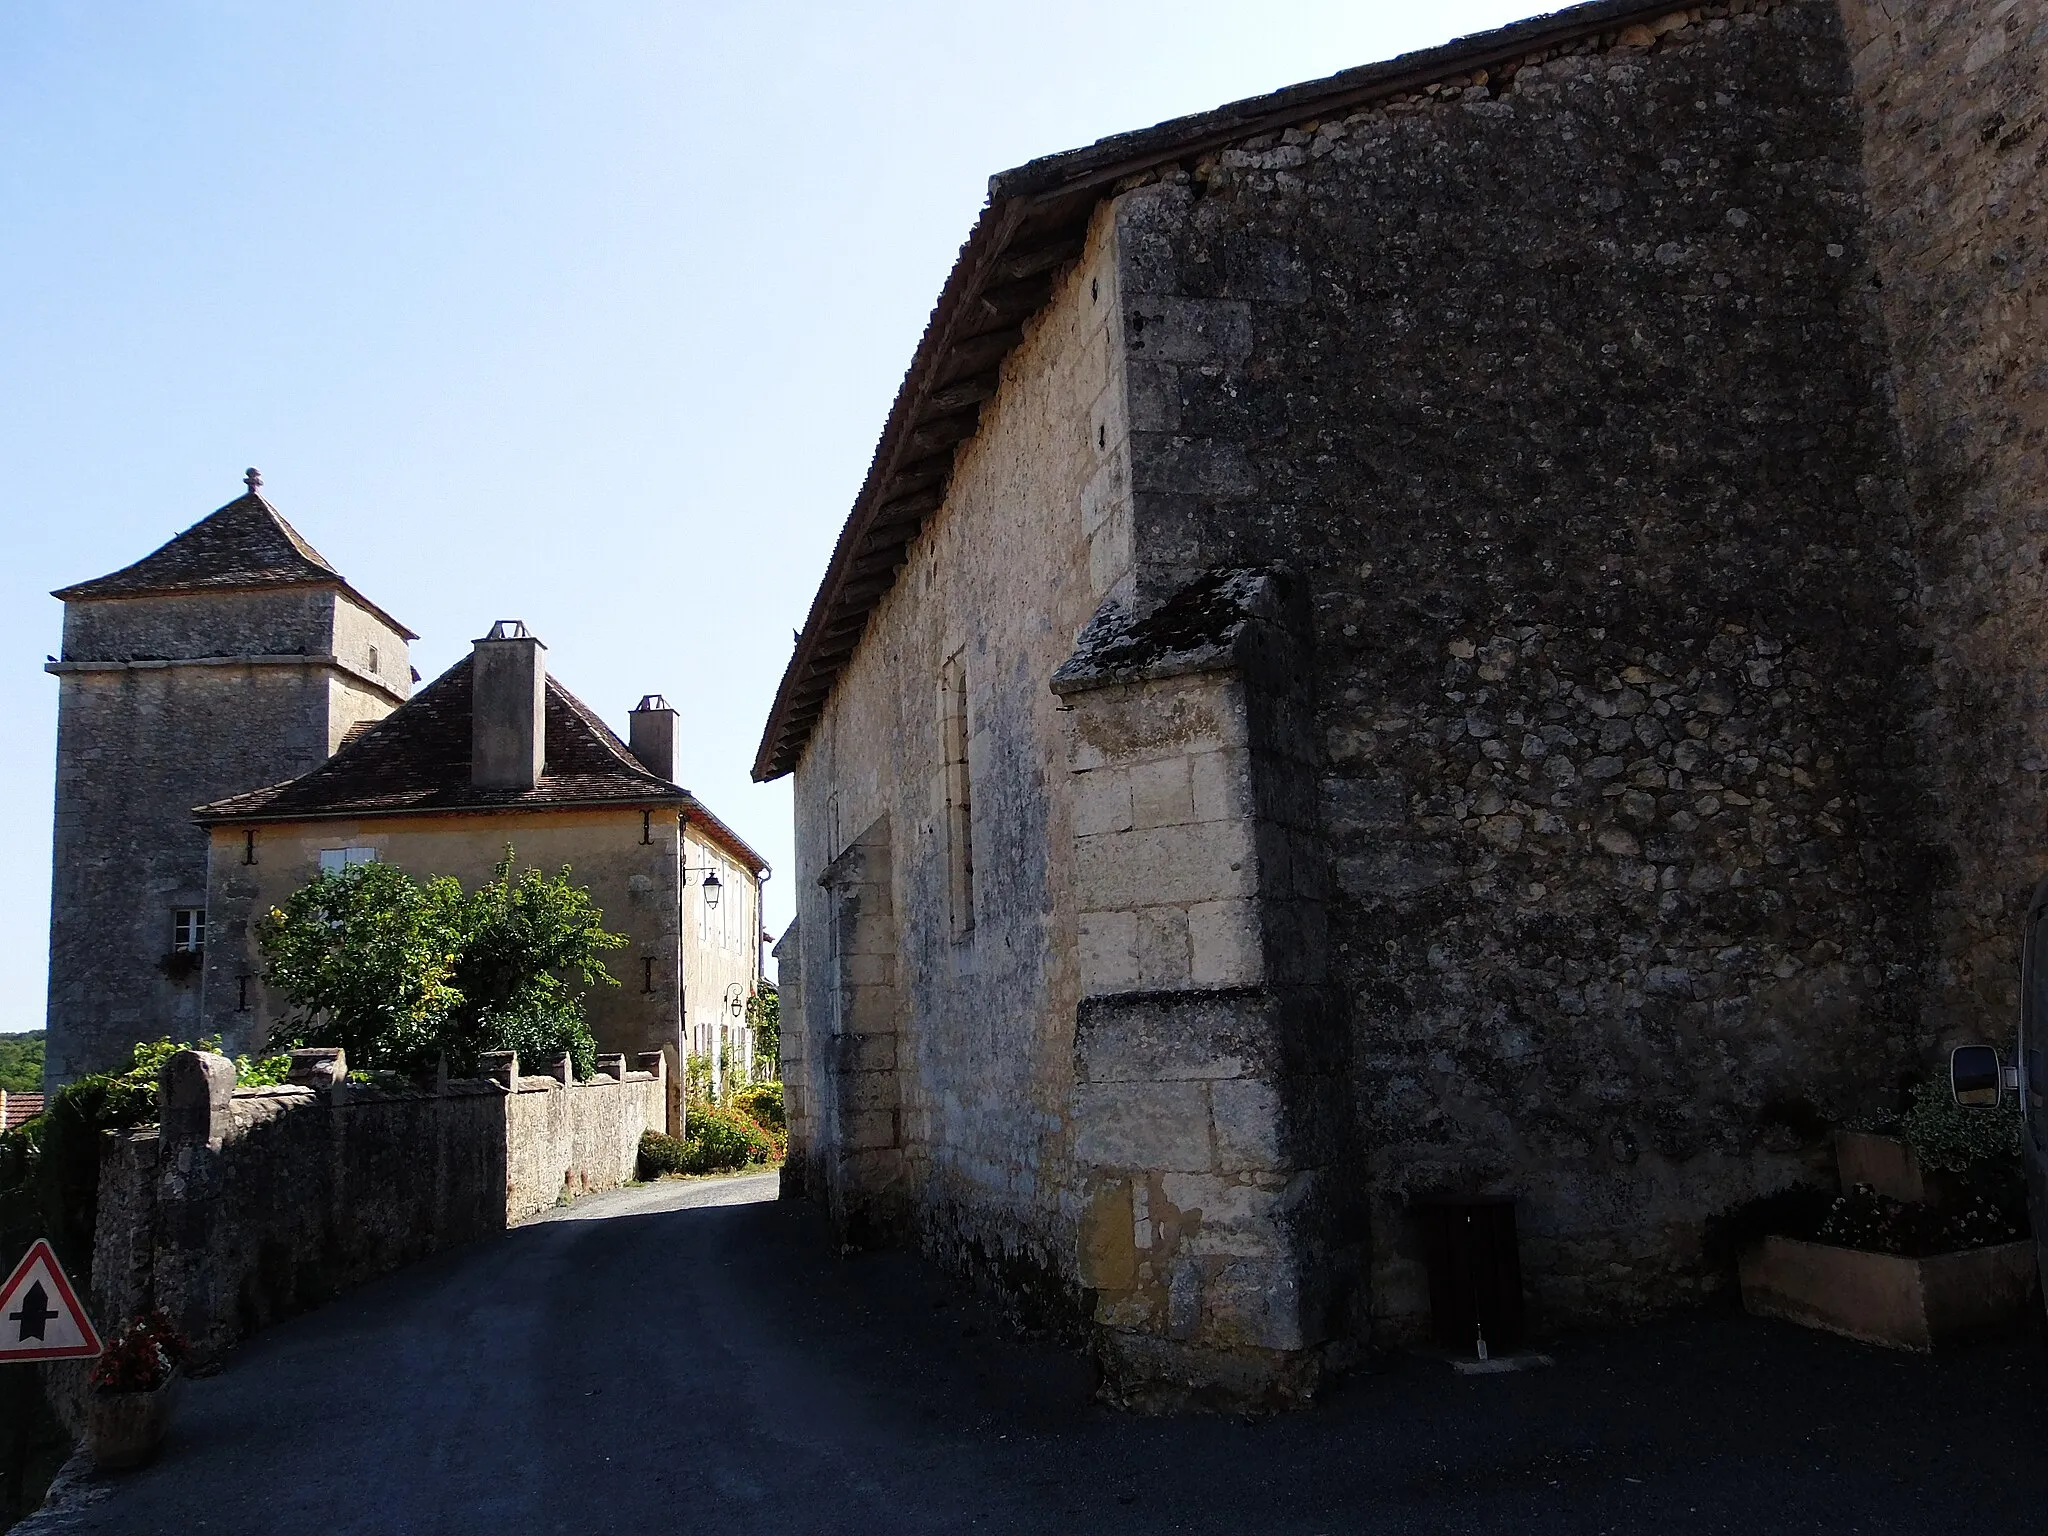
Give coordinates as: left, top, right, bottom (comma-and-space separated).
1832, 1131, 1964, 1206
86, 1372, 181, 1472
1739, 1236, 2037, 1351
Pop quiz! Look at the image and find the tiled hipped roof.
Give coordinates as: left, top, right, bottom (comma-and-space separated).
54, 491, 418, 639
194, 655, 687, 822
751, 0, 1726, 781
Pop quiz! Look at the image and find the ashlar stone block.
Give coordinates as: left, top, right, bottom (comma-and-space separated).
843, 1110, 901, 1152
1188, 899, 1264, 989
1189, 748, 1253, 823
1074, 820, 1258, 911
1135, 906, 1193, 989
1078, 909, 1142, 995
1072, 1081, 1214, 1172
1130, 755, 1196, 829
1161, 1173, 1290, 1259
1073, 766, 1135, 837
1202, 1256, 1307, 1352
160, 1050, 235, 1147
1210, 1077, 1286, 1172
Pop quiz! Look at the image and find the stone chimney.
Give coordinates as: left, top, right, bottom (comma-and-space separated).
629, 694, 677, 782
472, 620, 546, 790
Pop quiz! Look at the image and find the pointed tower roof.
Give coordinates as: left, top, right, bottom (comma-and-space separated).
53, 473, 416, 638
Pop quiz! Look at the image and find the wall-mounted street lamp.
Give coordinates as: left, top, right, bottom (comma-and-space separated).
682, 863, 724, 909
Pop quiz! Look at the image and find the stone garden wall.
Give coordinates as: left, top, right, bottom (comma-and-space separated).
92, 1048, 665, 1361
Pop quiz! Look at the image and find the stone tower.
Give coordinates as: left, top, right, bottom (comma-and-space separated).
44, 474, 413, 1086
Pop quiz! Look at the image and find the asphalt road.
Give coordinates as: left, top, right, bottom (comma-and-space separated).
23, 1174, 2048, 1534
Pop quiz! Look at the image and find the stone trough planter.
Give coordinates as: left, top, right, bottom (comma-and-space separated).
1739, 1236, 2037, 1351
85, 1372, 182, 1472
1832, 1130, 1962, 1206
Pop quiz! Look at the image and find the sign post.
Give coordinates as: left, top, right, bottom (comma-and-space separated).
0, 1239, 102, 1362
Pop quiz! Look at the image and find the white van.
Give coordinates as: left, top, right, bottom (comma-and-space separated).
1950, 873, 2048, 1302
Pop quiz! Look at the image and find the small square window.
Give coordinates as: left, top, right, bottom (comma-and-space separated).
172, 908, 206, 953
318, 847, 377, 874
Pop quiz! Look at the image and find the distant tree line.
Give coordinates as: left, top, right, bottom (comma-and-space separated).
0, 1032, 43, 1095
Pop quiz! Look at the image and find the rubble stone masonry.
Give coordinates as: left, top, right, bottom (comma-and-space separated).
1842, 0, 2048, 1041
1114, 0, 1924, 1337
45, 588, 408, 1085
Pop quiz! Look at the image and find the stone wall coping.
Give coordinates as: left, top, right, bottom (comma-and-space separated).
1051, 569, 1287, 697
221, 1072, 653, 1103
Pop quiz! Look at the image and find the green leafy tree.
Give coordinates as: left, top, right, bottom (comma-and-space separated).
745, 987, 779, 1076
445, 856, 624, 1078
257, 850, 624, 1078
0, 1033, 44, 1094
257, 861, 466, 1075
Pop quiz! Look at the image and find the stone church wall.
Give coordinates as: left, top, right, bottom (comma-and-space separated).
1107, 0, 1929, 1334
788, 203, 1134, 1316
1841, 0, 2048, 1047
781, 0, 2045, 1387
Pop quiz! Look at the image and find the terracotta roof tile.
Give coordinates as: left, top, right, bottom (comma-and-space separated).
55, 491, 417, 639
193, 654, 688, 822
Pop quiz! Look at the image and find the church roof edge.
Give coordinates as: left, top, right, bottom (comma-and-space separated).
752, 0, 1713, 781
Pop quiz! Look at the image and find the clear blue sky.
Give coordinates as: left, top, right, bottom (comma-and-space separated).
0, 0, 1555, 1034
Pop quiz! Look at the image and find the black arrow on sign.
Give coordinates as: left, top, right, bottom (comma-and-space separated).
10, 1281, 57, 1342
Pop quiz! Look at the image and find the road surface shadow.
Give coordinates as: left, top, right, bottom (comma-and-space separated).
29, 1180, 2048, 1535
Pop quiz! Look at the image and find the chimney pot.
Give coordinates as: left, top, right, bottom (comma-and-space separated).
629, 693, 678, 782
472, 622, 546, 790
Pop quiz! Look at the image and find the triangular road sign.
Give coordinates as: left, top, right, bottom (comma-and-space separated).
0, 1239, 102, 1361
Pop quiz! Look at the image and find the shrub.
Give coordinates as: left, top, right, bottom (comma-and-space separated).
1817, 1184, 2027, 1258
684, 1052, 716, 1104
745, 989, 779, 1075
1898, 1072, 2025, 1174
258, 849, 622, 1078
732, 1081, 784, 1133
637, 1131, 693, 1179
636, 1105, 783, 1180
486, 997, 598, 1083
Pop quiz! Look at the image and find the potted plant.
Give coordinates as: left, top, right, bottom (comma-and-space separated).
86, 1310, 188, 1470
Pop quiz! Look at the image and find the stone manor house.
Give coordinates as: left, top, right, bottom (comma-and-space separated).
759, 0, 2047, 1406
46, 477, 766, 1105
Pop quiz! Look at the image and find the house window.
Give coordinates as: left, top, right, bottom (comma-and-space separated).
940, 653, 975, 937
367, 645, 380, 674
319, 847, 377, 875
172, 908, 206, 954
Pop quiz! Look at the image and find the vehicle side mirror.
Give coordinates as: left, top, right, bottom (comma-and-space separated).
1950, 1044, 2005, 1109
